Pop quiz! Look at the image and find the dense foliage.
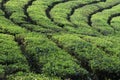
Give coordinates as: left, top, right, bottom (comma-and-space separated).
0, 0, 120, 80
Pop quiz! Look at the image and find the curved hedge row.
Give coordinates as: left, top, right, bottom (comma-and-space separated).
52, 34, 120, 79
111, 16, 120, 33
91, 4, 120, 35
4, 0, 52, 33
0, 10, 26, 34
70, 0, 120, 35
5, 0, 29, 23
15, 33, 88, 78
27, 0, 64, 30
50, 0, 99, 27
0, 34, 29, 79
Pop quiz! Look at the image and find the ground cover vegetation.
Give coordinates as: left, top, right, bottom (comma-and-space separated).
0, 0, 120, 80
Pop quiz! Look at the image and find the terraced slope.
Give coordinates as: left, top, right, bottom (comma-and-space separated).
0, 0, 120, 80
